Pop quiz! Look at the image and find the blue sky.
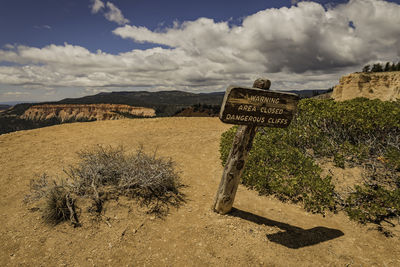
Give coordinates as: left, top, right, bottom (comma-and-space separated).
1, 0, 400, 102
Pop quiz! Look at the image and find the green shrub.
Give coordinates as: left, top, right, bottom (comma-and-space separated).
219, 98, 400, 228
385, 147, 400, 171
221, 127, 336, 214
293, 98, 400, 158
345, 184, 400, 225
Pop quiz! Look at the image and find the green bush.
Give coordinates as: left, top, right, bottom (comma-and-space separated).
345, 184, 400, 225
385, 147, 400, 171
288, 98, 400, 159
220, 98, 400, 228
221, 127, 336, 214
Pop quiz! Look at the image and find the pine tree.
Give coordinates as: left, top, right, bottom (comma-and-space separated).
371, 63, 383, 72
384, 62, 390, 72
362, 65, 370, 72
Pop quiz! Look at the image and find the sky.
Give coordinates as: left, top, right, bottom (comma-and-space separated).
1, 0, 400, 103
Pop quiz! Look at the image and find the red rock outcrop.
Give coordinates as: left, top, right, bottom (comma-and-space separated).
21, 104, 155, 122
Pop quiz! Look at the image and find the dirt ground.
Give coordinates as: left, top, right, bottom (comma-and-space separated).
0, 117, 399, 266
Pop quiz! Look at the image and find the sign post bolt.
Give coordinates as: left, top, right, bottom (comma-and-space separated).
213, 78, 271, 214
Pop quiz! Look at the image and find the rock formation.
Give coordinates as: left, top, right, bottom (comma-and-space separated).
21, 104, 155, 122
332, 71, 400, 101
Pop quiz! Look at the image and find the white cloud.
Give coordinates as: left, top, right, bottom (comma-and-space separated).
3, 44, 14, 49
104, 2, 129, 25
34, 25, 52, 30
1, 0, 400, 100
91, 0, 104, 14
4, 91, 30, 96
114, 0, 400, 74
91, 1, 129, 25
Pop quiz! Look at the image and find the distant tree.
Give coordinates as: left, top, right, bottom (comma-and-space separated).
371, 63, 383, 72
312, 90, 320, 97
384, 62, 390, 72
362, 61, 400, 72
362, 65, 370, 72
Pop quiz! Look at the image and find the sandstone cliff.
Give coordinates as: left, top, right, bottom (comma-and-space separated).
21, 104, 156, 122
332, 71, 400, 101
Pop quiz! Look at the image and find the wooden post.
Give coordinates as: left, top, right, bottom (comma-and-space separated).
213, 78, 271, 214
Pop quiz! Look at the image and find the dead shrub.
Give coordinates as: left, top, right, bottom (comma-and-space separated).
25, 145, 183, 226
25, 174, 80, 226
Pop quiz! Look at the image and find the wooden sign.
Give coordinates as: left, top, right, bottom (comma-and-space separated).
219, 86, 299, 127
213, 79, 299, 215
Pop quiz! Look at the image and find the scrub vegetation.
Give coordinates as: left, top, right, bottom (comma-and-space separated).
25, 145, 183, 226
220, 98, 400, 234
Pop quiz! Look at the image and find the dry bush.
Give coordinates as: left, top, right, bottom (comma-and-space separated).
24, 174, 80, 226
42, 185, 78, 226
66, 145, 183, 214
25, 145, 183, 226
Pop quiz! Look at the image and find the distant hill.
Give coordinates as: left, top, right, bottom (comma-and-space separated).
174, 104, 221, 117
49, 90, 226, 117
0, 91, 225, 135
287, 89, 332, 98
54, 89, 330, 113
0, 104, 11, 111
0, 88, 330, 135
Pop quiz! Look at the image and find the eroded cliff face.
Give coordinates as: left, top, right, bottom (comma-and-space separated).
21, 104, 156, 122
332, 72, 400, 101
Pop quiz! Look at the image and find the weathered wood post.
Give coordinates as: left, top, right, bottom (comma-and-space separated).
213, 78, 299, 214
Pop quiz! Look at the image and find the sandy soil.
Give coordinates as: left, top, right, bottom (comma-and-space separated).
0, 117, 399, 266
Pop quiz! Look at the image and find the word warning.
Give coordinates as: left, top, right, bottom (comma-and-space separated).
219, 86, 300, 128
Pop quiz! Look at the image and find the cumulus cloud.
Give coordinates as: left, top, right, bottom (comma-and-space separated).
114, 0, 400, 74
1, 0, 400, 98
91, 0, 129, 25
91, 0, 104, 14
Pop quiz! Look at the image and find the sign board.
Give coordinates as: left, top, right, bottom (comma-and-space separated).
219, 86, 300, 128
